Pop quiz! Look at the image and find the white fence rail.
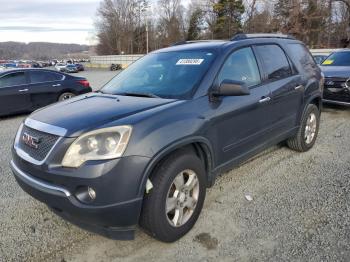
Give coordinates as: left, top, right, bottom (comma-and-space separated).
89, 54, 144, 68
310, 49, 339, 55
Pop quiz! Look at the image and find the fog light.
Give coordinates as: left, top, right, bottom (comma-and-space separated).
75, 186, 96, 203
88, 187, 96, 200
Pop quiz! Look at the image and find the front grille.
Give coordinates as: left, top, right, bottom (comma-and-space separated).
324, 77, 347, 89
18, 125, 59, 161
324, 90, 350, 103
324, 77, 350, 103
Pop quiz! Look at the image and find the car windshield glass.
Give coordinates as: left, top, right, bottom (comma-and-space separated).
101, 50, 216, 99
322, 52, 350, 66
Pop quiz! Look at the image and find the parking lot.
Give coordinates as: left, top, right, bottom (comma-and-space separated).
0, 69, 349, 261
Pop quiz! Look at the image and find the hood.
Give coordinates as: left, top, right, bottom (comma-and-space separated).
320, 66, 350, 79
30, 93, 177, 137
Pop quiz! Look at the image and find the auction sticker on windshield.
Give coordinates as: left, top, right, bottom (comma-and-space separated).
176, 59, 204, 65
322, 59, 334, 65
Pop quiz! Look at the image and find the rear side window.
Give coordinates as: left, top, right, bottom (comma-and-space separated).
0, 72, 27, 88
218, 47, 261, 87
288, 43, 317, 69
255, 45, 292, 81
30, 71, 63, 83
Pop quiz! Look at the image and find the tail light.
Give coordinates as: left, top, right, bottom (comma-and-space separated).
77, 79, 90, 88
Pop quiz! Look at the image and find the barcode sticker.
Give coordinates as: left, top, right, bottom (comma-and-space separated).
176, 59, 204, 65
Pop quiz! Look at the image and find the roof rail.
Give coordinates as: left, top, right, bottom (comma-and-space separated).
231, 33, 296, 41
172, 40, 225, 46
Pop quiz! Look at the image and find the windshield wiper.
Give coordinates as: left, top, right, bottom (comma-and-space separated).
116, 92, 160, 98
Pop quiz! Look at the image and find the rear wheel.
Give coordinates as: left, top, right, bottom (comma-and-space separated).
287, 104, 320, 152
140, 151, 206, 242
58, 92, 75, 101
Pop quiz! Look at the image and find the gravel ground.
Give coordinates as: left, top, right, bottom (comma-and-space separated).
0, 71, 349, 261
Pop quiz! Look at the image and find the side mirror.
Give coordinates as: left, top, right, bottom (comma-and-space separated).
213, 79, 250, 96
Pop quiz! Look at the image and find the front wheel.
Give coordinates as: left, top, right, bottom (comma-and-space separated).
140, 151, 206, 242
287, 104, 320, 152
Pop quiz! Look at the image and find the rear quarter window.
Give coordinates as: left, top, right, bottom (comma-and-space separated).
255, 45, 292, 81
287, 43, 317, 76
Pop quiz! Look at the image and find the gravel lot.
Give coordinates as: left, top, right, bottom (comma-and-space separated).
0, 70, 349, 261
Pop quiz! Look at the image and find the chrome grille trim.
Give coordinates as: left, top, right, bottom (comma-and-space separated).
14, 123, 63, 165
25, 118, 67, 137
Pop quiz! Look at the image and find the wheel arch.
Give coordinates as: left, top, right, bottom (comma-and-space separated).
298, 94, 322, 124
138, 137, 215, 197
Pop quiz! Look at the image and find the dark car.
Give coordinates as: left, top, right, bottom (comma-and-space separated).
0, 69, 92, 116
10, 34, 323, 242
110, 63, 122, 71
320, 50, 350, 105
75, 63, 85, 71
65, 64, 79, 73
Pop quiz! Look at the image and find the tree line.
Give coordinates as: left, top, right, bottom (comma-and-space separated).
0, 42, 89, 60
95, 0, 350, 55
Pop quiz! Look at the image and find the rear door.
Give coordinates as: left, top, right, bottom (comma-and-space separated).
0, 71, 30, 115
28, 70, 65, 109
254, 44, 304, 134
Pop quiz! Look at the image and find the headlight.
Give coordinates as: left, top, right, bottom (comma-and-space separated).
62, 126, 132, 168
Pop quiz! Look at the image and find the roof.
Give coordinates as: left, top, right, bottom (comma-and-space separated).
153, 33, 299, 53
0, 68, 61, 75
153, 41, 229, 53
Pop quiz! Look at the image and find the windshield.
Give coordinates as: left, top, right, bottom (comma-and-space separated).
322, 52, 350, 66
101, 50, 216, 99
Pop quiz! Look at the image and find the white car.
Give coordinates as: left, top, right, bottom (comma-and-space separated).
55, 63, 67, 72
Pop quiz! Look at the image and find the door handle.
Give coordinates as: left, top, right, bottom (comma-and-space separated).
52, 84, 61, 87
259, 97, 271, 103
295, 85, 304, 91
18, 89, 29, 92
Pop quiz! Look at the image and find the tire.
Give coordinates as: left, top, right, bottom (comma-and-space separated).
140, 151, 206, 242
58, 92, 76, 101
287, 104, 320, 152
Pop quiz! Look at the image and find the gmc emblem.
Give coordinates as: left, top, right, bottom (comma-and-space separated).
22, 132, 40, 149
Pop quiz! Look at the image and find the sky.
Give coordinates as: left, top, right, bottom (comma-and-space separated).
0, 0, 190, 45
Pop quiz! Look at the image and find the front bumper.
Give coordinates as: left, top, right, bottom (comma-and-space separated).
323, 80, 350, 105
11, 152, 150, 240
323, 99, 350, 106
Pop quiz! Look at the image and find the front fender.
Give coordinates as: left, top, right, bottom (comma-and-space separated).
137, 135, 215, 197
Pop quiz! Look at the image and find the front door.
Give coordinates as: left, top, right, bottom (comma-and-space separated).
0, 71, 30, 115
208, 47, 274, 167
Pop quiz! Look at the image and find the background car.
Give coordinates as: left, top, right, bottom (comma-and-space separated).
55, 63, 67, 72
65, 64, 79, 73
75, 63, 85, 71
0, 69, 92, 116
110, 63, 122, 71
3, 63, 17, 68
320, 50, 350, 105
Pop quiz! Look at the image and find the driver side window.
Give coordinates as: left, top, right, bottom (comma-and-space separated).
218, 47, 261, 88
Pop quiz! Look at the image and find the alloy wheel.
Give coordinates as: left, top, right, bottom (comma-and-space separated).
165, 169, 200, 227
305, 112, 317, 144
